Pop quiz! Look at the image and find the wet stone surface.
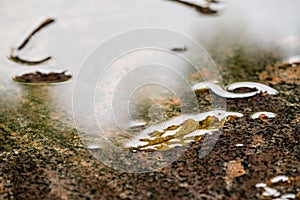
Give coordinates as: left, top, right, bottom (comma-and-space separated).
1, 50, 300, 199
0, 2, 299, 198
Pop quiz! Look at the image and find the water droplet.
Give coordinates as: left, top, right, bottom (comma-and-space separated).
280, 193, 296, 199
226, 82, 278, 95
225, 111, 244, 118
286, 55, 300, 67
167, 144, 183, 148
251, 112, 276, 119
193, 82, 257, 98
255, 183, 266, 188
124, 110, 243, 151
87, 144, 101, 150
271, 175, 289, 183
193, 82, 278, 98
262, 187, 280, 197
128, 120, 146, 128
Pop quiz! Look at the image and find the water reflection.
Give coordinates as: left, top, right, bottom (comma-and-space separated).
125, 110, 243, 151
286, 55, 300, 67
0, 0, 299, 172
251, 112, 276, 119
193, 81, 278, 99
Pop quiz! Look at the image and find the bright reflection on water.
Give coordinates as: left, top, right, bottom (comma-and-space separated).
124, 110, 243, 151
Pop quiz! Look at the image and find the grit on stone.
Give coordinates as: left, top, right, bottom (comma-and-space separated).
0, 1, 300, 199
1, 43, 299, 199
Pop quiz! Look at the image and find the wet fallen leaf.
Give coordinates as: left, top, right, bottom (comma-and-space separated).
225, 159, 246, 189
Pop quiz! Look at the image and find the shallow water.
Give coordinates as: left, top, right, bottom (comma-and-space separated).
0, 0, 300, 171
1, 0, 299, 105
193, 81, 278, 98
124, 110, 243, 150
251, 111, 276, 119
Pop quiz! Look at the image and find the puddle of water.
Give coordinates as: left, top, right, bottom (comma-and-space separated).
0, 0, 299, 172
193, 82, 257, 98
226, 82, 278, 95
124, 110, 243, 151
193, 81, 278, 98
271, 175, 289, 184
87, 144, 101, 150
256, 183, 267, 188
285, 55, 300, 67
0, 0, 299, 111
128, 120, 147, 128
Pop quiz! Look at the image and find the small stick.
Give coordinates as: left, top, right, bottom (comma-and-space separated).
9, 17, 55, 65
167, 0, 218, 15
8, 54, 52, 65
195, 5, 217, 14
16, 17, 55, 51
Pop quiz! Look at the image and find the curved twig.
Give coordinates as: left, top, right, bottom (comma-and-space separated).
8, 53, 52, 65
167, 0, 218, 15
9, 17, 55, 65
16, 17, 55, 51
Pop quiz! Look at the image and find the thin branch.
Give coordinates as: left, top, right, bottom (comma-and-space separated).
167, 0, 218, 15
16, 17, 55, 51
8, 54, 52, 65
9, 17, 55, 65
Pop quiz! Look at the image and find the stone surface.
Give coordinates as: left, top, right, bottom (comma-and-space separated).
0, 1, 299, 199
0, 45, 299, 199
